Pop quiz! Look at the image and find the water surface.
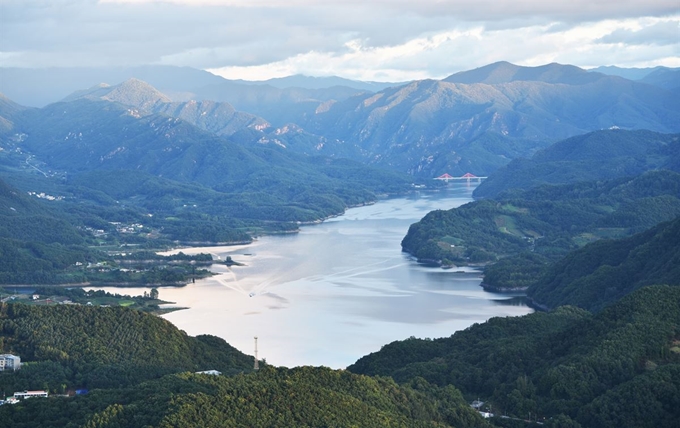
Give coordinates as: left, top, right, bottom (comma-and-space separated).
93, 184, 532, 368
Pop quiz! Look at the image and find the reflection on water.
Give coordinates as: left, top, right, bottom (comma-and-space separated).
492, 296, 531, 307
91, 184, 533, 368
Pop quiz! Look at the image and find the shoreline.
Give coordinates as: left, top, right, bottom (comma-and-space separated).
479, 282, 529, 293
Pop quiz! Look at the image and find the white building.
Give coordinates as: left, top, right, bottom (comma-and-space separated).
13, 390, 49, 399
0, 354, 21, 371
195, 370, 222, 376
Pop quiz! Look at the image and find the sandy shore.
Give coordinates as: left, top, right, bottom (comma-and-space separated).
158, 243, 255, 257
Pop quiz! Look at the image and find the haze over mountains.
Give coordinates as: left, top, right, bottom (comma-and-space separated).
2, 61, 677, 179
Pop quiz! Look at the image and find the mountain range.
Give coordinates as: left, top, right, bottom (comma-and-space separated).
299, 63, 679, 175
591, 65, 680, 90
2, 61, 679, 178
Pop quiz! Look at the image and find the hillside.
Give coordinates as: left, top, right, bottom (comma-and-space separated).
302, 69, 680, 177
0, 366, 488, 428
401, 170, 680, 264
444, 61, 605, 85
0, 303, 254, 393
474, 129, 680, 198
528, 216, 680, 311
0, 94, 29, 134
60, 79, 345, 157
8, 97, 413, 213
62, 78, 172, 110
349, 285, 680, 427
0, 304, 487, 428
639, 68, 680, 91
0, 93, 419, 283
0, 177, 108, 284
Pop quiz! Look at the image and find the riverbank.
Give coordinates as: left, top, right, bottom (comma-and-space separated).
479, 282, 529, 293
0, 286, 184, 316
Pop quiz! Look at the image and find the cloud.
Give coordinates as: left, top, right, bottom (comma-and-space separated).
1, 0, 678, 78
208, 17, 680, 81
99, 0, 680, 22
597, 20, 680, 46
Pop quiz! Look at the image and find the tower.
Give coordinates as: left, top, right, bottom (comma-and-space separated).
253, 336, 259, 370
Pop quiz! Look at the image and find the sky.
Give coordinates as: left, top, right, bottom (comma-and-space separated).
0, 0, 678, 82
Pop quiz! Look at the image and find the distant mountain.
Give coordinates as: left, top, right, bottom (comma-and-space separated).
4, 62, 680, 179
11, 98, 403, 194
444, 61, 605, 85
0, 95, 416, 225
474, 130, 680, 198
190, 81, 365, 126
63, 78, 272, 137
0, 65, 225, 107
639, 67, 680, 91
589, 65, 680, 91
588, 65, 665, 81
60, 79, 356, 158
247, 74, 405, 91
0, 93, 30, 133
0, 66, 373, 128
62, 78, 172, 110
302, 68, 680, 176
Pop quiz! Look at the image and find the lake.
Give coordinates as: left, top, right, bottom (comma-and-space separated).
92, 183, 533, 368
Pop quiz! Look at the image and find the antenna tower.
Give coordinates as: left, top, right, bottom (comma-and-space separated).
253, 336, 259, 370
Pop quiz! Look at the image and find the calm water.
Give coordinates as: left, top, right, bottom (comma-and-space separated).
92, 183, 532, 368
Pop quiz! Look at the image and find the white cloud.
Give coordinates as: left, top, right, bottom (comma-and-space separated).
209, 16, 680, 81
1, 0, 678, 77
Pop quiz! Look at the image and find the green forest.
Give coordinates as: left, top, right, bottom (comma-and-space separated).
474, 130, 680, 199
402, 170, 680, 267
349, 285, 680, 427
527, 216, 680, 311
3, 285, 678, 427
0, 303, 487, 428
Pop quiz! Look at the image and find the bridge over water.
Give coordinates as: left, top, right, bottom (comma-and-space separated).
434, 173, 488, 183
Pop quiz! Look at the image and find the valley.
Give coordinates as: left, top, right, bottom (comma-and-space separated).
1, 58, 679, 427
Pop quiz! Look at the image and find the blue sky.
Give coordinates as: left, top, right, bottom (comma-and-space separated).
1, 0, 678, 81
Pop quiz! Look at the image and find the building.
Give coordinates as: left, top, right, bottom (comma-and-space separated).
0, 354, 21, 371
195, 370, 222, 376
13, 390, 49, 399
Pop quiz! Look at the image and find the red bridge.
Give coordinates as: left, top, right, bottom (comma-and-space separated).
434, 172, 488, 182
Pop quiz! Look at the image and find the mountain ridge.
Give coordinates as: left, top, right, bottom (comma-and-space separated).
444, 61, 607, 85
474, 129, 680, 198
3, 62, 679, 179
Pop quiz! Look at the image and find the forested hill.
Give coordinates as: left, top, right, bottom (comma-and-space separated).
474, 129, 680, 199
528, 216, 680, 312
401, 170, 680, 264
0, 177, 87, 245
0, 366, 489, 428
0, 303, 253, 393
0, 303, 489, 428
348, 285, 680, 427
